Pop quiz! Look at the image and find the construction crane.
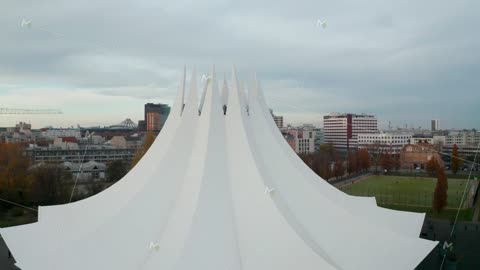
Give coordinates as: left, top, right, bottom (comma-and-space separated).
0, 108, 63, 114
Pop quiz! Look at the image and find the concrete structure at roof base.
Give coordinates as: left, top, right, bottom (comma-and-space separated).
1, 67, 437, 270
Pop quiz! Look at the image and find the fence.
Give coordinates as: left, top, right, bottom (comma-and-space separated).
340, 180, 479, 209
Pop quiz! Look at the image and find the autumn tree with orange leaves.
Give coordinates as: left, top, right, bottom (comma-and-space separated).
131, 131, 156, 168
432, 159, 448, 212
0, 143, 30, 202
347, 150, 358, 175
356, 148, 371, 172
451, 144, 462, 175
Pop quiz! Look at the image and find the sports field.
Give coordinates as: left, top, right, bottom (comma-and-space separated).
340, 175, 476, 209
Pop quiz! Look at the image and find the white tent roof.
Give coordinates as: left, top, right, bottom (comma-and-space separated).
1, 67, 437, 270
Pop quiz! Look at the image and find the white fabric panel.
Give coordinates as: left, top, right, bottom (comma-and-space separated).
226, 68, 337, 270
180, 65, 186, 114
199, 70, 208, 114
169, 70, 241, 270
221, 79, 229, 106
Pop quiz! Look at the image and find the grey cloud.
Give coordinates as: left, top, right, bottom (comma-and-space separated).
0, 0, 479, 129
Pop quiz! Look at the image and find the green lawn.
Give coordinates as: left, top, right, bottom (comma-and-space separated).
340, 175, 477, 220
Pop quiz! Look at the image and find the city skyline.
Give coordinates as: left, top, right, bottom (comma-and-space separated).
0, 101, 478, 131
0, 98, 477, 131
1, 1, 479, 129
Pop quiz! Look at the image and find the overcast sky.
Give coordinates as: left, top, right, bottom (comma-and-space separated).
0, 0, 479, 129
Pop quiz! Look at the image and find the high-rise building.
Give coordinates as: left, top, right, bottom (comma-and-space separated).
323, 113, 377, 152
269, 109, 283, 128
15, 122, 31, 131
139, 103, 171, 132
314, 127, 324, 151
431, 119, 439, 131
281, 126, 316, 154
273, 115, 283, 128
146, 112, 161, 132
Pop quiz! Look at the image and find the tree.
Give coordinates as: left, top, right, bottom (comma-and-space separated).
357, 148, 371, 172
317, 144, 337, 180
106, 160, 128, 183
131, 131, 156, 168
297, 143, 338, 181
451, 144, 461, 174
393, 155, 401, 172
432, 160, 448, 212
333, 159, 345, 180
320, 143, 336, 158
347, 150, 357, 175
380, 153, 393, 173
368, 142, 383, 174
426, 158, 437, 177
28, 164, 72, 206
0, 143, 30, 202
84, 177, 106, 197
299, 153, 314, 168
319, 161, 332, 180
